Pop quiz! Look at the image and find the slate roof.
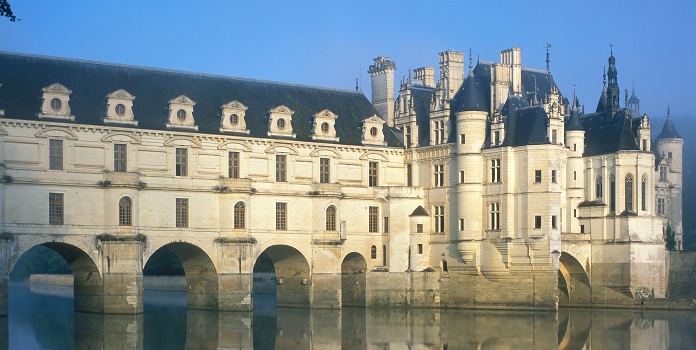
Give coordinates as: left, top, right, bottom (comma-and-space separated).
408, 84, 436, 146
456, 71, 487, 112
501, 106, 550, 147
579, 110, 640, 156
565, 109, 584, 131
473, 63, 558, 111
656, 116, 681, 140
0, 52, 403, 147
409, 206, 430, 217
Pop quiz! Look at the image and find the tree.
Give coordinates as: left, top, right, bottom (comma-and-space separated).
0, 0, 17, 22
665, 224, 677, 251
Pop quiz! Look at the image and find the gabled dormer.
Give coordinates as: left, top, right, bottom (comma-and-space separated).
166, 95, 198, 130
103, 89, 138, 126
267, 105, 295, 138
38, 83, 75, 121
219, 100, 250, 134
361, 115, 386, 146
311, 109, 339, 142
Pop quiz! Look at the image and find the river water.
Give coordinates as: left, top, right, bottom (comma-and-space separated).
4, 282, 696, 349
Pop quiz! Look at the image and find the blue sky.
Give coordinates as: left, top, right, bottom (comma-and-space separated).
1, 1, 694, 119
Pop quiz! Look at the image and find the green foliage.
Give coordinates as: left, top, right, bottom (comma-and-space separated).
10, 245, 71, 281
143, 248, 184, 275
665, 224, 677, 251
0, 0, 16, 22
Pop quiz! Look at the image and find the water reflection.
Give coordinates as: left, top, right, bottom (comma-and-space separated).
6, 282, 696, 349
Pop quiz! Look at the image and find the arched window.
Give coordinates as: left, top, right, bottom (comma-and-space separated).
119, 197, 132, 226
325, 205, 336, 231
641, 174, 648, 211
625, 173, 634, 211
596, 176, 603, 198
370, 245, 377, 259
233, 201, 245, 229
610, 174, 616, 212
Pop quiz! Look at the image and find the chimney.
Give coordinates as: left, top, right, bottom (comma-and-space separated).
368, 56, 396, 127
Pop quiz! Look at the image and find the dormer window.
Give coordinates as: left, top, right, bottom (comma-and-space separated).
104, 89, 137, 126
361, 115, 386, 146
311, 109, 339, 142
267, 105, 295, 138
39, 83, 74, 121
166, 95, 198, 130
220, 100, 249, 134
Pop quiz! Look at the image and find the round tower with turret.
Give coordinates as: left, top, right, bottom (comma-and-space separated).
565, 98, 585, 234
655, 107, 684, 249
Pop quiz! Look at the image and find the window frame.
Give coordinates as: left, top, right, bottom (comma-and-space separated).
49, 139, 63, 170
114, 143, 127, 172
175, 148, 188, 177
490, 202, 500, 230
434, 164, 444, 187
325, 205, 337, 231
368, 206, 379, 233
434, 205, 445, 233
119, 196, 132, 226
534, 169, 542, 183
49, 192, 64, 225
319, 158, 330, 184
275, 202, 287, 230
368, 161, 378, 187
491, 159, 501, 183
234, 201, 245, 229
229, 151, 240, 179
276, 154, 287, 182
534, 215, 542, 229
175, 198, 189, 228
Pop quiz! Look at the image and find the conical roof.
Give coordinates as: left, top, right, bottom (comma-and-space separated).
657, 116, 681, 139
565, 109, 584, 131
456, 71, 487, 112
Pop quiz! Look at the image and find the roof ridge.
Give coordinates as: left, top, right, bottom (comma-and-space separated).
0, 51, 363, 95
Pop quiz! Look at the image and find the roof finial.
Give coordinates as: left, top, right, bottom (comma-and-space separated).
545, 43, 551, 72
667, 103, 671, 118
355, 78, 359, 91
603, 66, 607, 87
632, 78, 635, 94
610, 43, 613, 56
468, 48, 473, 70
573, 84, 577, 102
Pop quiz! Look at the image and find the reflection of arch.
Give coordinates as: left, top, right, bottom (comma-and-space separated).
341, 252, 367, 307
144, 242, 218, 310
12, 242, 103, 313
558, 252, 591, 306
255, 245, 310, 307
557, 309, 592, 350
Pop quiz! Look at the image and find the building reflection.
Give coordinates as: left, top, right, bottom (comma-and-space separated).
7, 284, 696, 349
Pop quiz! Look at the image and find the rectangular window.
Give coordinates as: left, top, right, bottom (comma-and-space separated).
371, 245, 377, 259
573, 144, 577, 152
416, 224, 423, 233
228, 151, 240, 179
417, 244, 423, 254
668, 152, 673, 159
490, 203, 500, 230
574, 209, 577, 217
319, 158, 330, 183
459, 218, 465, 231
175, 148, 188, 176
275, 202, 287, 230
573, 171, 577, 181
460, 134, 466, 145
534, 215, 542, 229
368, 206, 379, 233
407, 164, 413, 186
434, 164, 444, 187
491, 159, 501, 183
535, 170, 542, 183
49, 139, 63, 170
276, 155, 287, 182
48, 193, 64, 225
383, 245, 387, 266
657, 198, 665, 215
580, 225, 585, 233
383, 217, 389, 233
176, 198, 188, 228
552, 129, 557, 144
460, 171, 465, 184
552, 170, 557, 183
433, 120, 445, 145
493, 131, 500, 146
434, 205, 445, 233
405, 126, 411, 148
642, 139, 647, 151
660, 166, 667, 181
114, 144, 127, 172
641, 179, 647, 211
369, 161, 378, 187
552, 215, 557, 229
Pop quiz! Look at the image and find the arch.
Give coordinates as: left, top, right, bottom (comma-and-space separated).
325, 205, 337, 231
341, 252, 367, 307
610, 174, 616, 212
119, 196, 132, 226
595, 175, 602, 198
144, 242, 219, 310
163, 136, 202, 148
254, 245, 310, 308
558, 252, 591, 306
216, 140, 252, 152
264, 144, 299, 155
35, 128, 79, 140
358, 151, 388, 162
10, 241, 103, 313
233, 201, 246, 229
100, 132, 141, 144
309, 148, 341, 158
370, 245, 377, 259
441, 259, 448, 272
641, 174, 648, 211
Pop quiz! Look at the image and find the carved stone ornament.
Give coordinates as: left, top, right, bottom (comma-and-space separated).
361, 114, 387, 146
311, 109, 339, 142
38, 83, 75, 121
103, 89, 138, 126
267, 105, 295, 138
220, 100, 250, 134
166, 95, 198, 130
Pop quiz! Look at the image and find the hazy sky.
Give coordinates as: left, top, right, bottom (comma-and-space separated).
1, 1, 694, 119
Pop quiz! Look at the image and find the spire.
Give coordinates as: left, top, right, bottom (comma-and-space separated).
355, 78, 359, 91
545, 43, 551, 72
603, 66, 606, 87
668, 103, 671, 118
573, 84, 577, 102
657, 104, 682, 139
468, 48, 473, 72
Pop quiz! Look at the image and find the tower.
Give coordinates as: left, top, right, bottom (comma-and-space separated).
655, 106, 684, 249
605, 47, 621, 114
565, 97, 585, 234
368, 56, 396, 127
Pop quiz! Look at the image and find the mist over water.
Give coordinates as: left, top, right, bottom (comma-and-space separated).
6, 282, 696, 349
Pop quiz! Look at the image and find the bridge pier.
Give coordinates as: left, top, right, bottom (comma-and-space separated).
216, 239, 254, 311
98, 235, 145, 314
0, 234, 11, 317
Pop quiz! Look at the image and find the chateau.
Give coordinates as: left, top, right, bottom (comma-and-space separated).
0, 48, 685, 315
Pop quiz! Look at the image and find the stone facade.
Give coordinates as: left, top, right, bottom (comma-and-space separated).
0, 48, 685, 315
